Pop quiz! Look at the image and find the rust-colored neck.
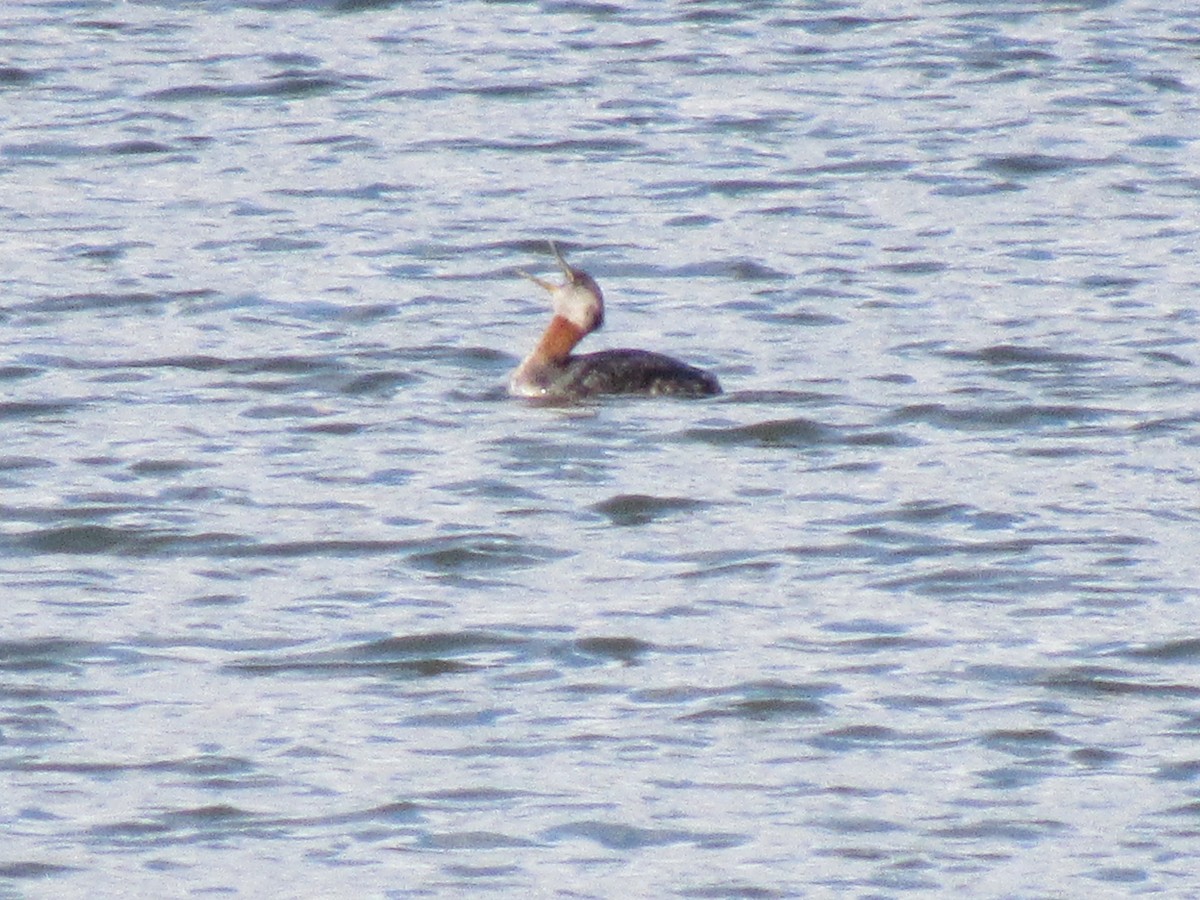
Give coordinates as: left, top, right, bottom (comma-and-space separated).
510, 314, 590, 396
530, 314, 586, 364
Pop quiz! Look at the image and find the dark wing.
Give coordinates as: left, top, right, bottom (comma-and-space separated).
559, 349, 721, 397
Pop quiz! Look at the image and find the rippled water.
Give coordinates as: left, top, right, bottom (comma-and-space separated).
3, 0, 1200, 895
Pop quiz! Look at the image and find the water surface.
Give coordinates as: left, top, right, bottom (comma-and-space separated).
3, 0, 1200, 896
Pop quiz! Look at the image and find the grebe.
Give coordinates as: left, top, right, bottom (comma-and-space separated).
509, 243, 721, 399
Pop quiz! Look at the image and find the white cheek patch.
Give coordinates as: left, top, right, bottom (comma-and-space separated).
553, 284, 603, 331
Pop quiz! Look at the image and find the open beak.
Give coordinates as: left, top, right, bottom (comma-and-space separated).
517, 240, 576, 291
549, 241, 575, 282
516, 269, 556, 292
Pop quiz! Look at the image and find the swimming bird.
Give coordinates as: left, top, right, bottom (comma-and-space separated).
508, 243, 721, 400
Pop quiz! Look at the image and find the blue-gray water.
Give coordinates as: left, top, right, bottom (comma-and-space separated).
3, 1, 1200, 896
